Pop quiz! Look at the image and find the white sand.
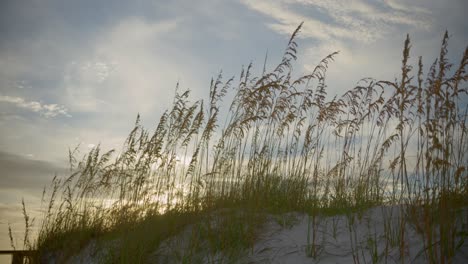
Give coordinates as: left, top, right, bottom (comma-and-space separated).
242, 206, 467, 263
51, 206, 468, 263
153, 206, 468, 263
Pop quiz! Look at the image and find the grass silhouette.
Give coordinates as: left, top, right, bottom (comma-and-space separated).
13, 23, 467, 263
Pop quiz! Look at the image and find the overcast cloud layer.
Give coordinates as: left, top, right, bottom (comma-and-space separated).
0, 0, 467, 254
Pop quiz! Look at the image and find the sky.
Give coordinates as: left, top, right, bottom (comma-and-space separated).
0, 0, 467, 255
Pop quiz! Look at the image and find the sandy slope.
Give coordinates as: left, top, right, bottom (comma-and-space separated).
242, 206, 467, 263
152, 206, 468, 263
48, 206, 468, 263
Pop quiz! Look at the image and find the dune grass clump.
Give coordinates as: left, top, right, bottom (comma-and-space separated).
15, 24, 467, 263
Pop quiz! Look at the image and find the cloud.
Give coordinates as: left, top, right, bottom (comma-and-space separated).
62, 59, 116, 112
65, 60, 116, 85
383, 0, 431, 14
240, 0, 431, 44
60, 18, 184, 114
238, 0, 444, 98
0, 95, 70, 118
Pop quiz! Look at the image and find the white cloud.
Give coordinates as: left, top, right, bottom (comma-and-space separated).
383, 0, 431, 14
62, 18, 183, 114
239, 0, 437, 97
241, 0, 431, 43
15, 80, 32, 89
65, 60, 115, 84
0, 95, 70, 118
63, 59, 116, 112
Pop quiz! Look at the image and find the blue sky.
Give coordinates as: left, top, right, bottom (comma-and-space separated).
0, 0, 467, 253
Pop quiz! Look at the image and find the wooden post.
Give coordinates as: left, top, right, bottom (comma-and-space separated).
11, 252, 23, 264
0, 250, 38, 264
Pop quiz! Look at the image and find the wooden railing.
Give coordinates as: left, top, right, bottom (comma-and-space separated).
0, 250, 37, 264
